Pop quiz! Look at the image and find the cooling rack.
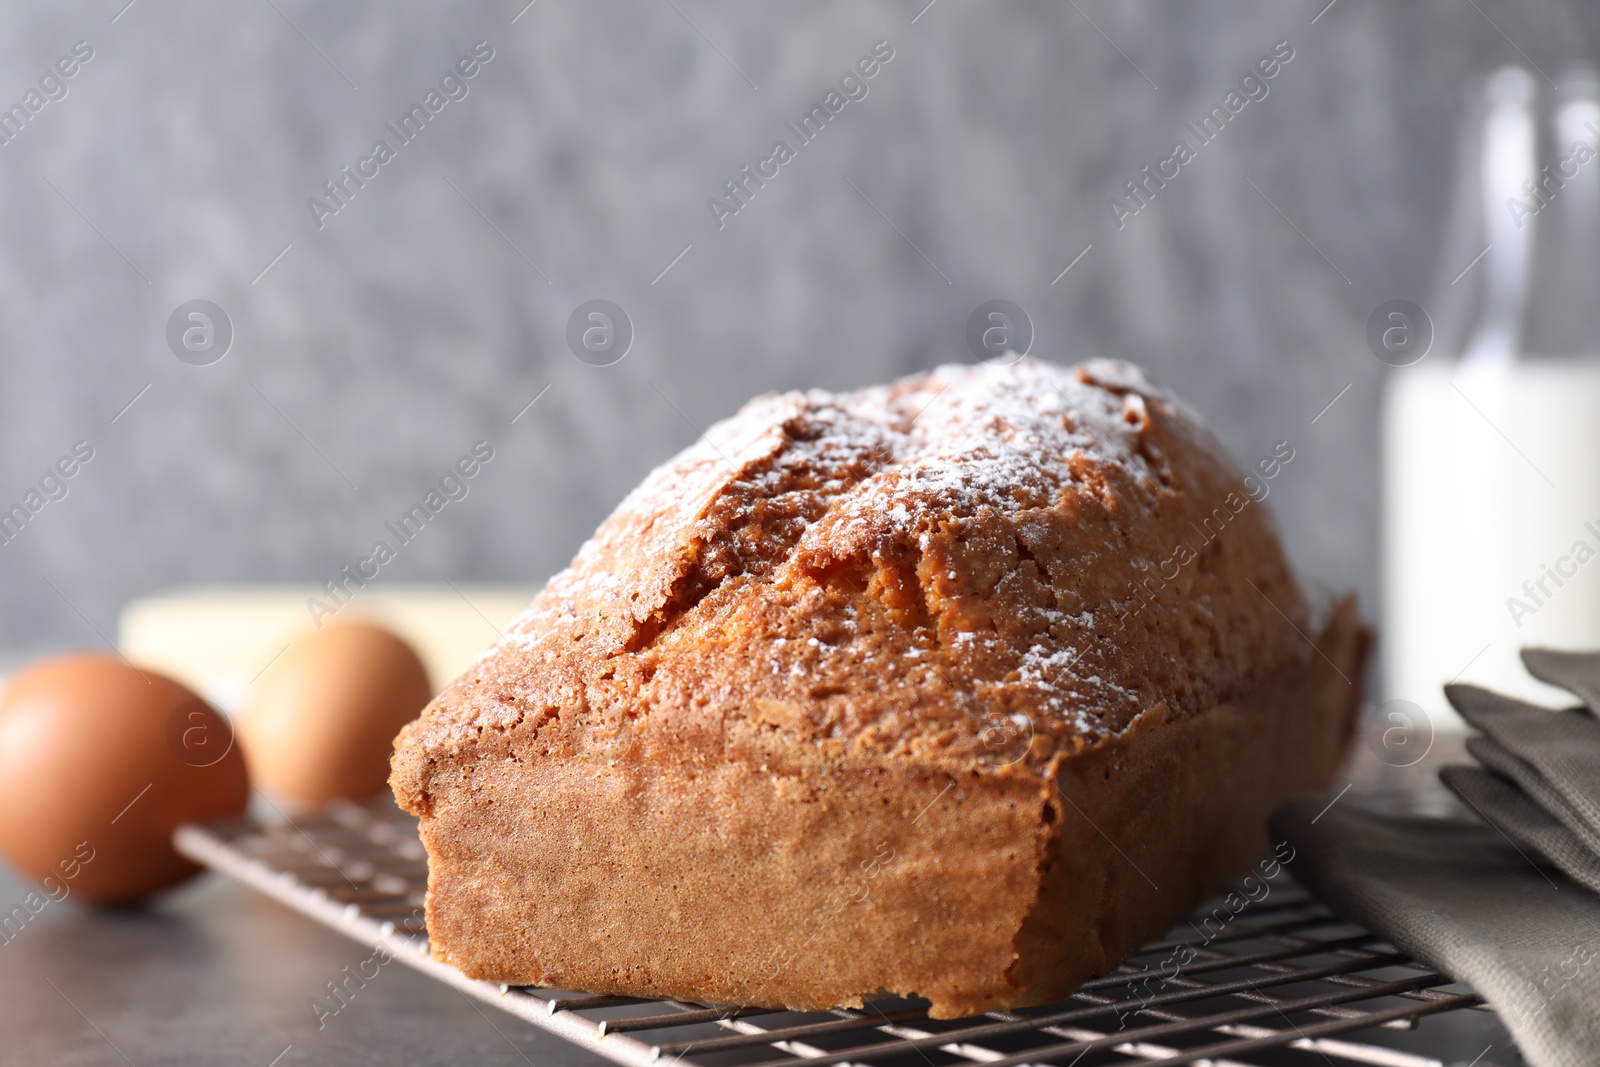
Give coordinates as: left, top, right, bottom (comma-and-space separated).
173, 796, 1514, 1067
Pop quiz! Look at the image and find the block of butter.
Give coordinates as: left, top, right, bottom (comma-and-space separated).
119, 585, 537, 713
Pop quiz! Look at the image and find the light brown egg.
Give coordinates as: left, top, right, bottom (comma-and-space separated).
239, 621, 433, 812
0, 654, 249, 904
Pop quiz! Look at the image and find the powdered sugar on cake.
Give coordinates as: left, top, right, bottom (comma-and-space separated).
475, 357, 1307, 758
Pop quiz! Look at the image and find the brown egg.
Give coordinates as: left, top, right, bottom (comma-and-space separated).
239, 621, 432, 812
0, 654, 249, 904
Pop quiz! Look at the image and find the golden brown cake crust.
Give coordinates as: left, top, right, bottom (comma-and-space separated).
392, 358, 1365, 1017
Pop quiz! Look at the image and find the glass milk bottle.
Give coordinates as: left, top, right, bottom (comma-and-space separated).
1384, 65, 1600, 724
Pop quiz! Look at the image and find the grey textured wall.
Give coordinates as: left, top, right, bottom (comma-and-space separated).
0, 0, 1590, 660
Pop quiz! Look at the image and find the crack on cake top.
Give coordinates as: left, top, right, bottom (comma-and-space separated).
454, 358, 1306, 767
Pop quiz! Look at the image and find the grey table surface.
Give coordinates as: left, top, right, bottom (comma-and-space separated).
0, 861, 608, 1067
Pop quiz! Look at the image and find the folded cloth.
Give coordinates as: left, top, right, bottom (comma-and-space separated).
1456, 735, 1600, 861
1522, 647, 1600, 713
1444, 680, 1600, 843
1440, 763, 1600, 895
1274, 649, 1600, 1067
1273, 797, 1600, 1067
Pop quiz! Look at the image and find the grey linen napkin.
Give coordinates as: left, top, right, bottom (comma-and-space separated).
1523, 647, 1600, 712
1272, 798, 1600, 1067
1441, 762, 1600, 896
1443, 681, 1600, 846
1273, 648, 1600, 1067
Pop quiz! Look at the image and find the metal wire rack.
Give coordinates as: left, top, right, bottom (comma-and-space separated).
173, 796, 1515, 1067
